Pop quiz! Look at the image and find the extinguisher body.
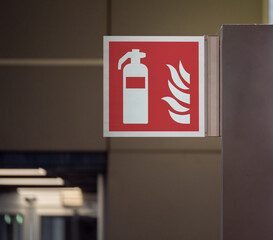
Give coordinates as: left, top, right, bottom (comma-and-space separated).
123, 63, 148, 124
118, 49, 148, 124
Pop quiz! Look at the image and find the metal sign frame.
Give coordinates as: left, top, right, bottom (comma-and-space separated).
103, 36, 205, 137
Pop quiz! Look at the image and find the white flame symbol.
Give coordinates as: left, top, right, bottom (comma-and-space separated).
162, 61, 191, 124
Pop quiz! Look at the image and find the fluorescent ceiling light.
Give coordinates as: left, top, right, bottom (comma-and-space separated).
17, 187, 81, 194
0, 177, 64, 186
0, 168, 47, 176
17, 187, 83, 207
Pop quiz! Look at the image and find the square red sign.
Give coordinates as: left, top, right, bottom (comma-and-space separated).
104, 37, 205, 137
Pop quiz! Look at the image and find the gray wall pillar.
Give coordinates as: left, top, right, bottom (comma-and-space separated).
222, 25, 273, 240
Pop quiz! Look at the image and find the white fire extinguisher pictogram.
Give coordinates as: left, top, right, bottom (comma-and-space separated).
118, 49, 148, 124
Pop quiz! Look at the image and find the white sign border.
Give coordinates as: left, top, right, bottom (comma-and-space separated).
103, 36, 205, 137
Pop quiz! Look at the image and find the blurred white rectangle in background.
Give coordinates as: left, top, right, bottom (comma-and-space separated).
269, 0, 273, 23
17, 187, 83, 207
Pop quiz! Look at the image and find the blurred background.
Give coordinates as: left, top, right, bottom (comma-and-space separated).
0, 0, 270, 240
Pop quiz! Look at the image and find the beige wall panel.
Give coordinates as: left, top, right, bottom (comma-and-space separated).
0, 0, 107, 58
107, 152, 221, 240
110, 137, 221, 151
0, 66, 105, 151
111, 0, 262, 35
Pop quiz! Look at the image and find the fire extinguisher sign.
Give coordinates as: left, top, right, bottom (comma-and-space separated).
104, 36, 205, 137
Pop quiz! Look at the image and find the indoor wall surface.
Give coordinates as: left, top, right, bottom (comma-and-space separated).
0, 0, 263, 240
107, 1, 262, 240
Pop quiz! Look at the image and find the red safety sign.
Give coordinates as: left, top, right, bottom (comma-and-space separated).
104, 36, 205, 137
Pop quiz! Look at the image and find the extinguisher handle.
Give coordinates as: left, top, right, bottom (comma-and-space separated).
118, 52, 131, 70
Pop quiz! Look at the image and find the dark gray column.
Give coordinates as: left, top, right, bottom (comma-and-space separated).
222, 25, 273, 240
